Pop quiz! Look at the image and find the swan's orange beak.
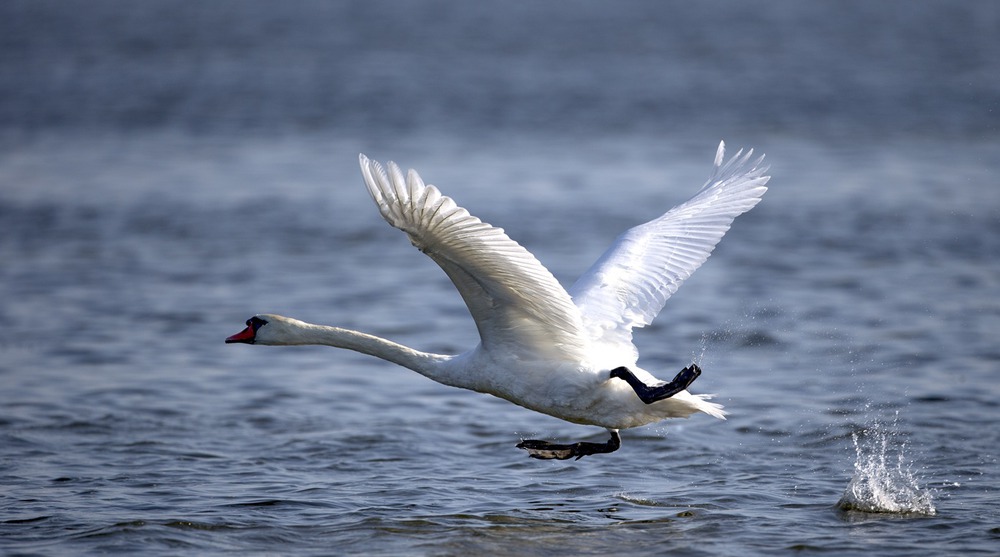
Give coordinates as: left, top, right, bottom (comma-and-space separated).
225, 324, 256, 344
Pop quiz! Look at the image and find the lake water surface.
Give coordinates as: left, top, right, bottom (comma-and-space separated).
2, 2, 998, 555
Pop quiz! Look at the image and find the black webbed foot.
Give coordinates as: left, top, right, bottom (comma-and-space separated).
610, 364, 702, 404
517, 430, 621, 460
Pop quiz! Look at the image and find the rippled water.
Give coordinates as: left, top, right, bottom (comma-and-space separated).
2, 1, 999, 555
3, 131, 996, 555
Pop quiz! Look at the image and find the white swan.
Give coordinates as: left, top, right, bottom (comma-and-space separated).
227, 142, 769, 459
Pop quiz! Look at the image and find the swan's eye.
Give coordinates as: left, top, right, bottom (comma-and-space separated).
248, 316, 268, 331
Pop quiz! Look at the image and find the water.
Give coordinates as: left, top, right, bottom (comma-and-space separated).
2, 1, 999, 555
837, 412, 936, 516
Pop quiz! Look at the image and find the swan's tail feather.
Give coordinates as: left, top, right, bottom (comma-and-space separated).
693, 393, 727, 420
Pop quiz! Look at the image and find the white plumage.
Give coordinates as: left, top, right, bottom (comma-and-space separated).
228, 142, 769, 458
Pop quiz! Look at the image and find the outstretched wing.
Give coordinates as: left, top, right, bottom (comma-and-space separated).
359, 155, 588, 361
569, 142, 769, 363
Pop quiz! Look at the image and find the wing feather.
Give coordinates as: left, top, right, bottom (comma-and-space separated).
569, 141, 769, 363
359, 155, 588, 360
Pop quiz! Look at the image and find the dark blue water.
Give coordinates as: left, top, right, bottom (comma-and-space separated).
2, 2, 998, 555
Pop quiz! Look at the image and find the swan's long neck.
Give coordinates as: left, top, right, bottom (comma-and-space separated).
265, 317, 465, 387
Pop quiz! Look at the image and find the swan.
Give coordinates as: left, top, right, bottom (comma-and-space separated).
227, 142, 769, 459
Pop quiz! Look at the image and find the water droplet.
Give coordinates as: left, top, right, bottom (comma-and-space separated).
837, 412, 935, 516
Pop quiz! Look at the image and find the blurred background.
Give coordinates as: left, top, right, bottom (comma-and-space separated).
2, 1, 996, 140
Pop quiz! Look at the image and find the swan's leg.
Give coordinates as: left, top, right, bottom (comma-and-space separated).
517, 430, 621, 460
610, 364, 701, 404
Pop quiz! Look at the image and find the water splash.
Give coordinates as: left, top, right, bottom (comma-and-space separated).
837, 412, 935, 516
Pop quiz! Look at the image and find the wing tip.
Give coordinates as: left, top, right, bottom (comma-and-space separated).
707, 140, 770, 191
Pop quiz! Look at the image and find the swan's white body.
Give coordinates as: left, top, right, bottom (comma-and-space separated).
230, 142, 768, 437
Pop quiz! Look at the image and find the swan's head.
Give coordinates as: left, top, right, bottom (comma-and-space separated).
225, 314, 308, 346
